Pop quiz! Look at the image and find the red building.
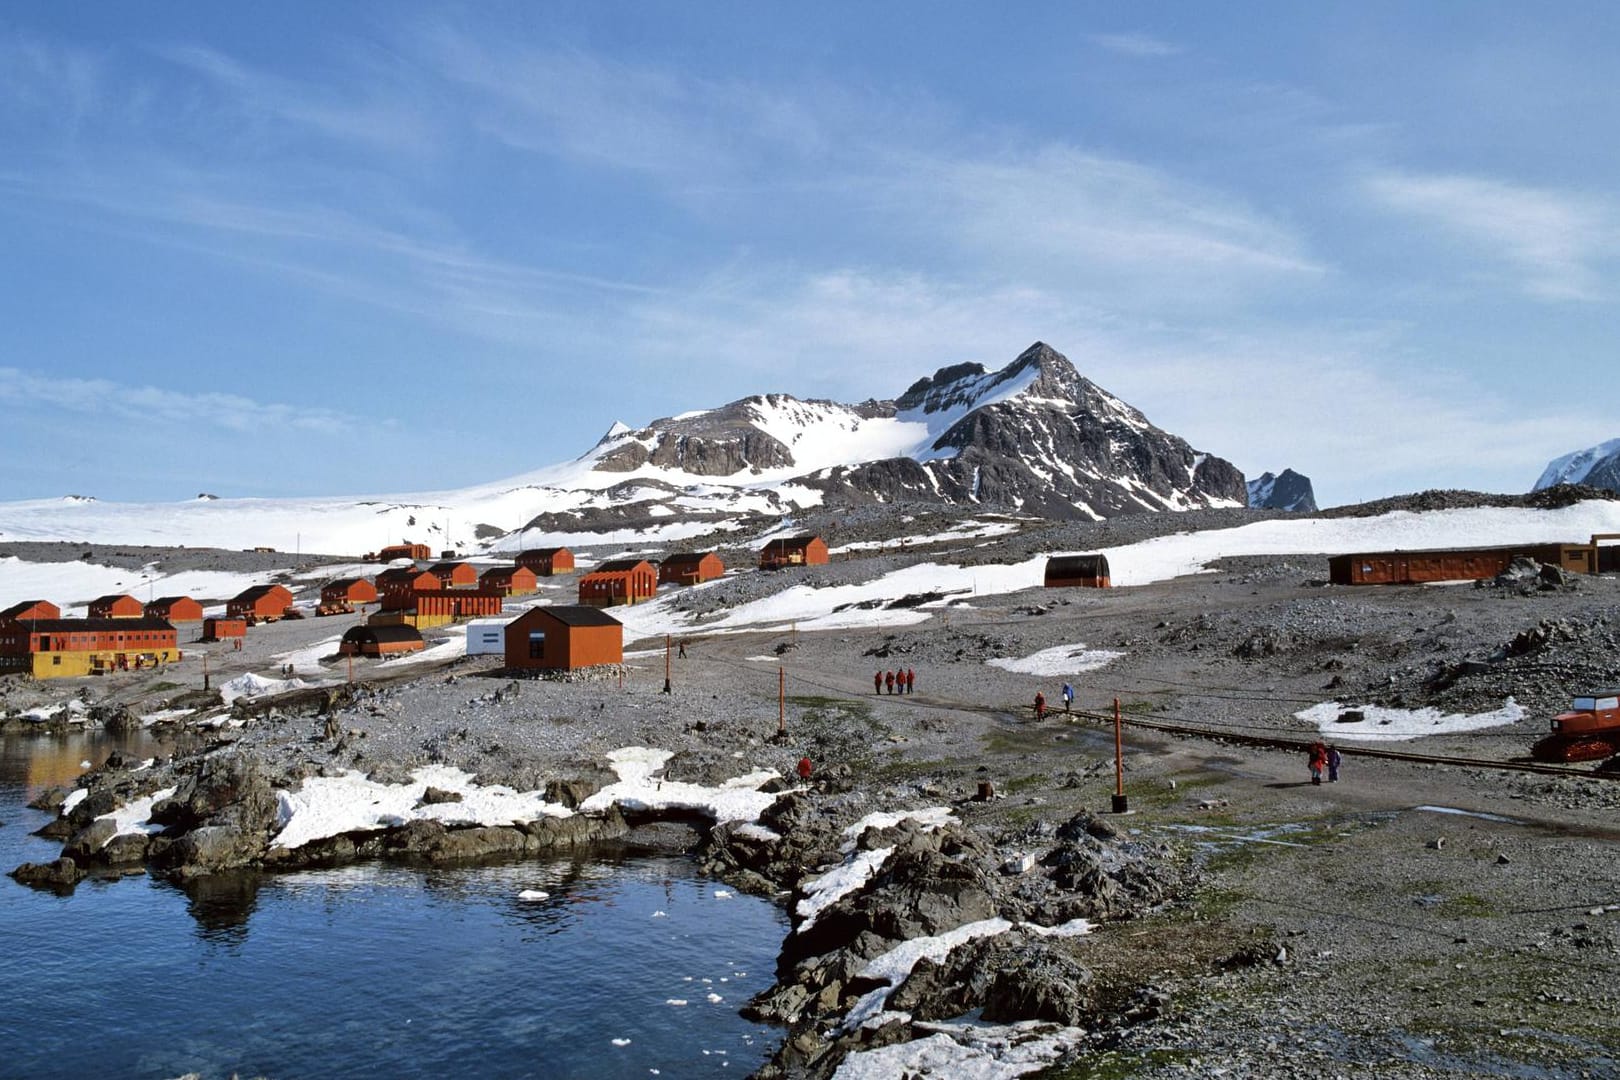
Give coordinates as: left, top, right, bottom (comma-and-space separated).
480, 565, 540, 596
88, 594, 145, 619
427, 561, 480, 589
202, 617, 247, 641
503, 605, 623, 672
516, 547, 574, 576
413, 590, 504, 621
339, 624, 424, 658
1044, 555, 1111, 589
578, 559, 658, 607
375, 542, 432, 562
759, 535, 829, 570
145, 596, 206, 622
226, 584, 295, 623
377, 568, 442, 611
1328, 544, 1595, 585
0, 616, 180, 678
659, 551, 725, 586
0, 600, 61, 623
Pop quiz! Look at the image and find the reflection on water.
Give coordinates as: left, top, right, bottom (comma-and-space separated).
1, 730, 787, 1079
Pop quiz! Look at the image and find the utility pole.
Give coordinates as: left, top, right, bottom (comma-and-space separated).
1111, 697, 1129, 814
778, 666, 786, 738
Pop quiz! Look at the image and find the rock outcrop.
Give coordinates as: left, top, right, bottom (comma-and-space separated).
1247, 468, 1318, 512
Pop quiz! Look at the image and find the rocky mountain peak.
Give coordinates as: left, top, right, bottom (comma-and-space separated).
1247, 469, 1318, 512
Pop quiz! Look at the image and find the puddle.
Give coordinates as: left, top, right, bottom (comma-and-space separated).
1414, 804, 1524, 825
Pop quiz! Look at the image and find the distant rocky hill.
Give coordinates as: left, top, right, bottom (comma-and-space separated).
1535, 438, 1620, 495
1246, 469, 1317, 512
571, 342, 1245, 528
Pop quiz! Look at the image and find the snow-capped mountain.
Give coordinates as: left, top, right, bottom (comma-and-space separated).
1247, 469, 1318, 512
1534, 438, 1620, 495
0, 342, 1244, 554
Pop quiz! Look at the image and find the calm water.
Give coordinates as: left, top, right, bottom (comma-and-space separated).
1, 730, 787, 1079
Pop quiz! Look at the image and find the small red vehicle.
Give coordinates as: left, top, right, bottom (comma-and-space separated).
1532, 690, 1620, 762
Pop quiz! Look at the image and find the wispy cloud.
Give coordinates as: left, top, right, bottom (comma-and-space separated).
1088, 33, 1184, 58
1365, 171, 1619, 302
0, 368, 364, 435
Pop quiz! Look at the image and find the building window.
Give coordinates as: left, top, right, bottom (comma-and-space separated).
528, 631, 546, 659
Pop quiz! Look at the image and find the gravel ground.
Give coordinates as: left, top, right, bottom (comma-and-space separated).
6, 496, 1620, 1078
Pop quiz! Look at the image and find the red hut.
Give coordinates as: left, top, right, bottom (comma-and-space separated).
427, 561, 479, 589
578, 559, 658, 607
480, 565, 540, 596
145, 596, 206, 623
202, 617, 247, 642
339, 624, 424, 658
659, 552, 725, 586
226, 584, 295, 623
1044, 555, 1111, 589
516, 547, 575, 576
377, 567, 441, 611
504, 606, 623, 672
88, 594, 145, 619
759, 535, 829, 570
0, 600, 61, 623
375, 542, 431, 562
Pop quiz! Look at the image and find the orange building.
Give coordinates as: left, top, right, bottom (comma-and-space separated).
0, 616, 180, 678
578, 559, 658, 607
145, 596, 206, 622
202, 617, 247, 641
321, 577, 379, 605
504, 605, 623, 672
759, 535, 829, 570
0, 600, 61, 623
659, 551, 725, 586
516, 547, 574, 576
226, 584, 295, 622
88, 594, 145, 619
377, 568, 442, 611
376, 542, 432, 562
413, 590, 504, 621
339, 624, 424, 657
480, 565, 540, 596
427, 561, 479, 589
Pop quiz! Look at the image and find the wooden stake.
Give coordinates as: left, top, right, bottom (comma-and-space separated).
663, 633, 672, 694
1112, 697, 1129, 813
778, 666, 786, 737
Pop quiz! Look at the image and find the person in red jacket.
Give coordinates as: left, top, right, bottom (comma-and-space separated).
885, 670, 896, 695
1034, 691, 1046, 721
874, 670, 883, 694
905, 668, 915, 695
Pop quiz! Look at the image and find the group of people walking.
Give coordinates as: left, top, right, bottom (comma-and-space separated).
875, 668, 916, 695
1031, 683, 1075, 720
1309, 740, 1342, 785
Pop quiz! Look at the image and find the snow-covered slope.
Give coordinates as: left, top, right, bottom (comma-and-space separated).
1535, 438, 1620, 494
0, 342, 1241, 554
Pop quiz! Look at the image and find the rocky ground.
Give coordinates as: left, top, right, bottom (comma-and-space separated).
6, 493, 1620, 1078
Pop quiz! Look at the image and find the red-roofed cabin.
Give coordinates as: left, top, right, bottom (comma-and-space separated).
376, 542, 431, 562
202, 617, 247, 641
88, 594, 144, 619
0, 600, 61, 623
339, 624, 424, 658
516, 547, 574, 576
427, 561, 479, 589
504, 605, 623, 672
659, 552, 725, 586
145, 596, 205, 623
226, 584, 295, 623
480, 565, 539, 596
319, 577, 378, 615
759, 535, 829, 570
578, 559, 658, 607
377, 568, 441, 611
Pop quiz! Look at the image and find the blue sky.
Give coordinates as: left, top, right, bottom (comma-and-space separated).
3, 3, 1617, 508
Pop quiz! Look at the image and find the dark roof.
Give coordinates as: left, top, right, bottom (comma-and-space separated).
661, 551, 717, 567
762, 535, 821, 552
593, 558, 652, 573
5, 617, 176, 633
341, 625, 423, 645
0, 600, 55, 620
518, 547, 570, 558
428, 561, 469, 574
233, 584, 291, 602
148, 596, 198, 607
524, 605, 623, 629
377, 567, 433, 584
90, 593, 138, 605
1328, 542, 1580, 562
481, 565, 533, 577
1046, 554, 1110, 575
323, 577, 367, 590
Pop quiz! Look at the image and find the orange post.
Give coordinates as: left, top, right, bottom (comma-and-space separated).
1112, 697, 1129, 813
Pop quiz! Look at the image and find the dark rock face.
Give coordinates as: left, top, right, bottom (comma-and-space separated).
574, 341, 1245, 523
1247, 469, 1318, 512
